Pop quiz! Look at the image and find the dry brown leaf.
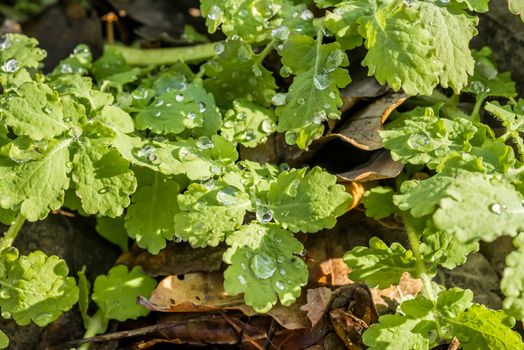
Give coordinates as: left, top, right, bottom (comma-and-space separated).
344, 182, 366, 211
143, 272, 252, 314
340, 77, 390, 113
300, 287, 333, 328
329, 309, 366, 350
372, 272, 422, 314
319, 259, 352, 286
331, 92, 408, 150
338, 150, 404, 183
143, 272, 309, 330
117, 243, 225, 277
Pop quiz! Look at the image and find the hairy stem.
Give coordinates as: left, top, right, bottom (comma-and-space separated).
106, 42, 218, 66
0, 213, 26, 251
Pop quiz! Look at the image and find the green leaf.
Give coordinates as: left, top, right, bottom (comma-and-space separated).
200, 0, 283, 42
135, 83, 219, 136
421, 226, 479, 270
465, 47, 517, 99
0, 138, 70, 221
0, 34, 46, 76
416, 2, 477, 94
223, 224, 308, 313
72, 140, 136, 217
0, 249, 78, 327
267, 167, 351, 233
343, 237, 419, 289
362, 186, 398, 219
92, 265, 156, 322
174, 182, 251, 247
1, 82, 67, 140
0, 330, 8, 349
393, 175, 455, 218
221, 99, 276, 147
381, 108, 477, 169
359, 0, 477, 95
125, 174, 181, 254
501, 234, 524, 320
322, 0, 371, 50
203, 40, 277, 107
95, 216, 129, 251
509, 0, 524, 22
445, 304, 524, 350
485, 100, 524, 156
275, 34, 350, 149
455, 0, 489, 12
92, 48, 140, 87
433, 171, 524, 242
436, 288, 473, 318
363, 313, 434, 350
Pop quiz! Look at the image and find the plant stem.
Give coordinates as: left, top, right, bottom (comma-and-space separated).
402, 214, 437, 302
254, 40, 275, 65
471, 95, 486, 123
79, 310, 107, 350
0, 213, 26, 251
106, 42, 218, 66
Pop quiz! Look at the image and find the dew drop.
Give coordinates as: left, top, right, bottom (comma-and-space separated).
271, 93, 287, 106
240, 262, 247, 270
155, 111, 161, 117
252, 65, 262, 77
236, 112, 247, 120
256, 207, 273, 223
275, 281, 285, 290
469, 80, 490, 94
313, 73, 330, 90
280, 65, 292, 77
166, 102, 173, 107
238, 275, 247, 285
138, 145, 157, 162
196, 136, 214, 150
324, 49, 345, 73
64, 116, 73, 122
261, 119, 275, 133
277, 256, 285, 263
427, 330, 438, 344
98, 187, 109, 194
237, 45, 252, 62
211, 165, 222, 174
155, 99, 164, 107
297, 98, 305, 105
60, 63, 73, 74
214, 42, 225, 55
250, 252, 277, 279
489, 203, 503, 215
73, 44, 91, 57
207, 5, 223, 20
271, 26, 290, 41
200, 178, 215, 189
187, 112, 197, 120
279, 268, 287, 275
1, 311, 11, 319
300, 9, 314, 20
216, 187, 238, 205
198, 102, 207, 113
285, 132, 297, 144
407, 133, 431, 151
2, 58, 18, 73
175, 94, 184, 102
243, 129, 256, 141
313, 110, 327, 125
329, 91, 337, 99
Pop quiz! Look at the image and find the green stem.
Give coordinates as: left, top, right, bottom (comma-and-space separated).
471, 95, 486, 123
254, 40, 275, 65
401, 214, 437, 302
0, 213, 26, 251
79, 310, 107, 350
106, 42, 218, 66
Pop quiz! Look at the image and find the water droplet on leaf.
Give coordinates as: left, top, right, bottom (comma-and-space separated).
214, 42, 225, 55
216, 187, 238, 205
407, 133, 431, 151
256, 207, 273, 223
238, 275, 247, 285
2, 58, 18, 73
207, 5, 223, 20
300, 9, 314, 20
489, 203, 503, 215
196, 136, 214, 150
250, 252, 277, 279
272, 26, 290, 41
261, 119, 275, 133
271, 93, 287, 106
275, 281, 285, 290
313, 73, 330, 90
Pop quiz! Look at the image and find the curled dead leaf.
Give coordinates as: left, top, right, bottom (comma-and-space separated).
338, 150, 404, 183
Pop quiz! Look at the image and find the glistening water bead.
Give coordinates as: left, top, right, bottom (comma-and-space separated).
250, 252, 277, 279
